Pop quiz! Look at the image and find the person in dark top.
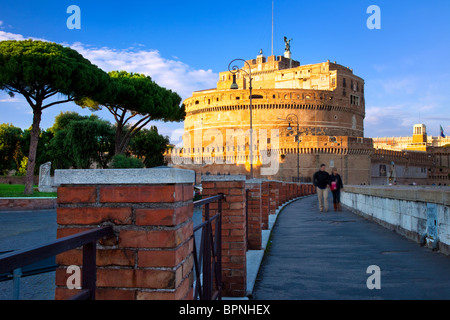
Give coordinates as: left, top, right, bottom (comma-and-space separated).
329, 167, 344, 211
313, 164, 330, 212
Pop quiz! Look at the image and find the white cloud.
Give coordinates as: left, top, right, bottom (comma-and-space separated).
69, 43, 217, 100
0, 30, 25, 41
0, 32, 218, 100
0, 96, 24, 103
0, 30, 47, 42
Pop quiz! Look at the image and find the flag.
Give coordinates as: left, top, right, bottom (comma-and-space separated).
441, 125, 446, 138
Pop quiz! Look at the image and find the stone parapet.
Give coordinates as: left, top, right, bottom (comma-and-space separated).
342, 185, 450, 256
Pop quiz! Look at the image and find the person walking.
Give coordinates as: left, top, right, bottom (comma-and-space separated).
330, 167, 344, 211
313, 164, 330, 212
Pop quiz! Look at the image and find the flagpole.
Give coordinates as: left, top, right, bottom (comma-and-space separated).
271, 0, 274, 56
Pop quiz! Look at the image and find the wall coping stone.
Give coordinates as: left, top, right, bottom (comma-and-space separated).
54, 168, 195, 185
201, 175, 246, 182
343, 185, 450, 206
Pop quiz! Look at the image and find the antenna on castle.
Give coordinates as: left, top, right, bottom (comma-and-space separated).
271, 0, 274, 56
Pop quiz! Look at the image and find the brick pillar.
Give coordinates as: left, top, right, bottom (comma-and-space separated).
269, 181, 279, 215
261, 181, 270, 230
281, 182, 287, 204
245, 179, 262, 250
54, 168, 195, 300
289, 183, 294, 200
201, 175, 247, 297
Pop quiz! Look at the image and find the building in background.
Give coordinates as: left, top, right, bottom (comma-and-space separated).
372, 124, 450, 185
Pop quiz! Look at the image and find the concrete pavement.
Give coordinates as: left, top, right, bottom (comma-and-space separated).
252, 194, 450, 300
0, 209, 57, 300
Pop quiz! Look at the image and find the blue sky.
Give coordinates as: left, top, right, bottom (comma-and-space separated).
1, 0, 449, 140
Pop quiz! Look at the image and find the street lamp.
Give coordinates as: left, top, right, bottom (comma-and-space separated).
228, 58, 255, 179
279, 113, 300, 182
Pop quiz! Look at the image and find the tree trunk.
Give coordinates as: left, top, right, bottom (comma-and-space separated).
24, 108, 42, 195
114, 125, 125, 155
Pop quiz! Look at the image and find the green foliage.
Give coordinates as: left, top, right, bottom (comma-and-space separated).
21, 127, 54, 174
66, 118, 115, 169
0, 184, 56, 198
0, 40, 109, 194
49, 112, 115, 169
78, 70, 185, 155
0, 123, 24, 174
110, 154, 144, 169
0, 40, 110, 194
106, 71, 185, 122
129, 126, 169, 168
0, 40, 109, 104
17, 156, 28, 176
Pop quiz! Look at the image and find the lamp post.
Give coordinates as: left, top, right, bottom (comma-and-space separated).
280, 113, 300, 182
228, 58, 254, 179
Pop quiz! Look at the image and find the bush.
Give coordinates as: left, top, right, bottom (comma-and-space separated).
110, 154, 144, 169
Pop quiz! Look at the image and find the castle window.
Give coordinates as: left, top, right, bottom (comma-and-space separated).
343, 78, 346, 87
195, 100, 199, 105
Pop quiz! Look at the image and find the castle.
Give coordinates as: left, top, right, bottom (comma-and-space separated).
166, 51, 373, 185
164, 49, 449, 186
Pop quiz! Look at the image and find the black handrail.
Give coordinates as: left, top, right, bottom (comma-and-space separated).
0, 226, 114, 300
193, 193, 224, 300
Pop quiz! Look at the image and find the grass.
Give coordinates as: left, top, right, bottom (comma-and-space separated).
0, 184, 57, 198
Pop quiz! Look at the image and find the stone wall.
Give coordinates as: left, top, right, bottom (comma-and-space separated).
342, 186, 450, 255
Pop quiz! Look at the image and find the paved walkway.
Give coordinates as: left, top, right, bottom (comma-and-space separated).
252, 195, 450, 300
0, 209, 57, 300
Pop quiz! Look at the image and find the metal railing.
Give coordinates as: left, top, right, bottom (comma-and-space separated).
193, 193, 225, 300
0, 226, 114, 300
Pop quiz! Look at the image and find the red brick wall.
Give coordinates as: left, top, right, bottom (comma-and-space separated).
245, 181, 262, 250
55, 183, 194, 300
201, 177, 247, 297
